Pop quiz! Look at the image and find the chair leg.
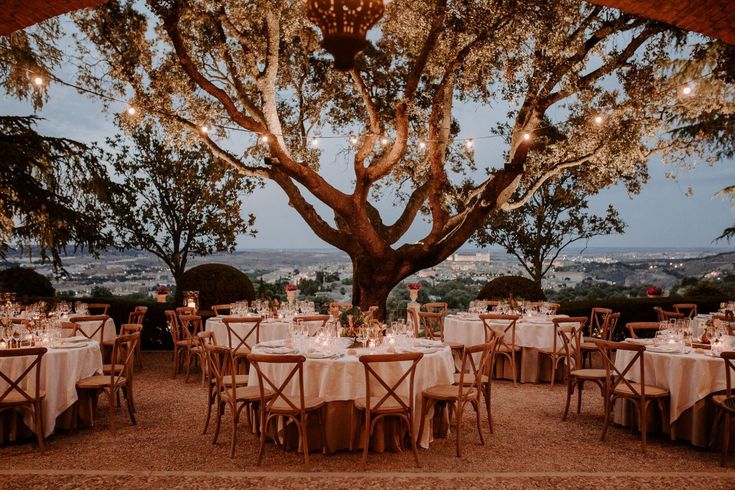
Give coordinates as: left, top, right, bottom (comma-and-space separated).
563, 377, 573, 421
640, 399, 647, 453
185, 349, 192, 383
455, 400, 463, 457
484, 383, 493, 434
35, 401, 46, 452
577, 380, 583, 414
511, 352, 518, 386
302, 413, 310, 466
407, 413, 421, 468
361, 410, 371, 470
203, 388, 214, 434
416, 397, 428, 445
212, 401, 223, 445
230, 407, 239, 458
126, 386, 136, 425
257, 414, 268, 466
108, 391, 116, 433
723, 413, 731, 467
320, 406, 329, 455
601, 395, 611, 442
473, 400, 484, 446
549, 356, 556, 389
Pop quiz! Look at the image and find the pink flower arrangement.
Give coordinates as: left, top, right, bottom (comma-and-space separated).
285, 284, 298, 291
646, 287, 662, 296
407, 283, 422, 291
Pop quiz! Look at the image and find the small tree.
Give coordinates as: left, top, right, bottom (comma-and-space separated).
473, 173, 625, 289
90, 124, 255, 287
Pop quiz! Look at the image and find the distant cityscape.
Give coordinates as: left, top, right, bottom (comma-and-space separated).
2, 246, 734, 301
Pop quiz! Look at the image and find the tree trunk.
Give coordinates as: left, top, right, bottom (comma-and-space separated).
351, 255, 403, 321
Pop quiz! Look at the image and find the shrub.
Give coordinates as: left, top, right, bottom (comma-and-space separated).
175, 263, 256, 311
685, 283, 725, 297
477, 276, 545, 301
0, 267, 55, 300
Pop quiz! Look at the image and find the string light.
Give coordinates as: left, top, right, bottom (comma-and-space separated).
126, 106, 136, 116
680, 83, 693, 96
418, 141, 426, 150
311, 137, 319, 147
260, 134, 269, 144
350, 135, 359, 145
522, 132, 532, 141
593, 114, 604, 125
33, 76, 44, 87
200, 125, 209, 134
465, 139, 474, 149
380, 137, 389, 146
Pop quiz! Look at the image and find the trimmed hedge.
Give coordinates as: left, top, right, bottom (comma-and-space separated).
477, 276, 545, 301
174, 263, 255, 311
0, 267, 55, 299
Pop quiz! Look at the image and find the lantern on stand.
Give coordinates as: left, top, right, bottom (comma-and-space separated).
183, 291, 199, 312
306, 0, 385, 71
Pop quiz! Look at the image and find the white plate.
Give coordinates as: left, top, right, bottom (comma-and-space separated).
260, 346, 295, 355
304, 351, 334, 359
49, 342, 89, 349
259, 339, 286, 347
646, 346, 686, 354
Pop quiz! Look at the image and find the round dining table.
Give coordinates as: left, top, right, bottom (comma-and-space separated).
444, 313, 564, 383
0, 339, 103, 440
246, 338, 455, 453
613, 341, 727, 447
205, 316, 326, 347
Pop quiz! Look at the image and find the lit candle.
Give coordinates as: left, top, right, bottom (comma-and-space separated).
0, 341, 6, 349
187, 300, 195, 309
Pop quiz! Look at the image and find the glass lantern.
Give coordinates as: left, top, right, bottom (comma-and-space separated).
183, 291, 199, 311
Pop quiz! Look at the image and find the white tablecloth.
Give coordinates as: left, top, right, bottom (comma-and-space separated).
67, 317, 117, 343
247, 343, 455, 448
0, 341, 103, 436
206, 317, 324, 347
613, 348, 726, 424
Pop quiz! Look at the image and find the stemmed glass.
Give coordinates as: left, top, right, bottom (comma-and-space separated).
1, 324, 11, 348
11, 324, 22, 347
356, 326, 368, 349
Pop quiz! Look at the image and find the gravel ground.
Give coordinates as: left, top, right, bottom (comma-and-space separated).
2, 351, 734, 489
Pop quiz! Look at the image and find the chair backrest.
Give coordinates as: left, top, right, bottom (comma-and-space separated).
713, 315, 735, 336
176, 306, 196, 316
654, 306, 683, 322
0, 347, 47, 406
205, 344, 237, 400
177, 315, 203, 342
418, 311, 444, 341
222, 316, 261, 353
87, 303, 110, 316
602, 312, 621, 340
478, 314, 519, 346
211, 304, 232, 316
673, 303, 697, 319
545, 302, 561, 314
121, 323, 142, 335
456, 340, 498, 397
60, 321, 80, 336
164, 310, 180, 343
407, 307, 420, 337
552, 317, 587, 356
723, 351, 735, 398
329, 302, 352, 314
588, 307, 612, 338
557, 322, 586, 372
69, 315, 108, 343
423, 302, 448, 316
594, 339, 649, 398
293, 315, 330, 332
127, 306, 147, 325
358, 352, 423, 414
626, 322, 660, 339
248, 353, 307, 413
109, 332, 139, 388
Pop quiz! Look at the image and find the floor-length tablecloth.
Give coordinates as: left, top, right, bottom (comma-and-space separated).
444, 314, 565, 383
206, 317, 324, 346
246, 344, 455, 452
613, 348, 726, 447
0, 341, 103, 439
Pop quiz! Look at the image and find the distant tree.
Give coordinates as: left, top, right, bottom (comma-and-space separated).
90, 285, 113, 298
473, 173, 625, 289
0, 115, 109, 269
89, 124, 255, 288
296, 278, 320, 297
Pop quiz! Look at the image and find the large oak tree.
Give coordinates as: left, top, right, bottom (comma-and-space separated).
68, 0, 728, 314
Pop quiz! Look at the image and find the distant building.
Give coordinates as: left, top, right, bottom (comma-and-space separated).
449, 252, 490, 263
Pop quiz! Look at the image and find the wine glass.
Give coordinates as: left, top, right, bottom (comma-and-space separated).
356, 327, 368, 349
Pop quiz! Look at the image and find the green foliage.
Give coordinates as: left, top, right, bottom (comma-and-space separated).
175, 263, 255, 311
472, 173, 625, 287
296, 278, 320, 297
477, 276, 545, 301
0, 267, 55, 299
685, 283, 726, 296
90, 285, 113, 298
0, 116, 109, 269
88, 124, 255, 283
547, 280, 643, 303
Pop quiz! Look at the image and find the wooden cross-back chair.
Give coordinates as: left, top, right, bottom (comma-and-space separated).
418, 310, 463, 355
557, 323, 606, 421
86, 303, 110, 316
293, 315, 330, 334
76, 333, 139, 433
165, 310, 187, 378
626, 322, 660, 339
713, 352, 735, 466
594, 340, 669, 453
356, 352, 423, 468
423, 302, 448, 316
538, 317, 588, 388
206, 344, 265, 457
419, 341, 496, 457
545, 302, 561, 314
222, 317, 262, 373
407, 307, 420, 337
248, 353, 327, 466
211, 304, 232, 316
177, 315, 204, 382
479, 314, 521, 386
672, 303, 697, 319
103, 324, 143, 375
127, 306, 147, 325
654, 306, 683, 322
0, 347, 47, 451
70, 315, 109, 352
582, 310, 619, 367
176, 306, 196, 316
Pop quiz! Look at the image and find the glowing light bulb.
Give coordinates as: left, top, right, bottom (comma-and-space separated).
350, 136, 359, 145
593, 115, 604, 125
260, 135, 269, 144
33, 76, 44, 86
681, 84, 692, 96
418, 141, 426, 150
522, 132, 531, 141
380, 137, 389, 146
311, 137, 319, 147
200, 125, 209, 134
126, 106, 136, 116
465, 139, 474, 149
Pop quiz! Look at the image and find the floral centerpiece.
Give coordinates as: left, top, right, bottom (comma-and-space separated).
338, 306, 365, 337
285, 283, 298, 303
646, 286, 662, 298
156, 285, 171, 302
407, 282, 421, 302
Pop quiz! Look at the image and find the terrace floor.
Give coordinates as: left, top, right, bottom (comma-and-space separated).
2, 352, 735, 489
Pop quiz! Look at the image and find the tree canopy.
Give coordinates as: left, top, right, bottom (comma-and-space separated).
53, 0, 735, 312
